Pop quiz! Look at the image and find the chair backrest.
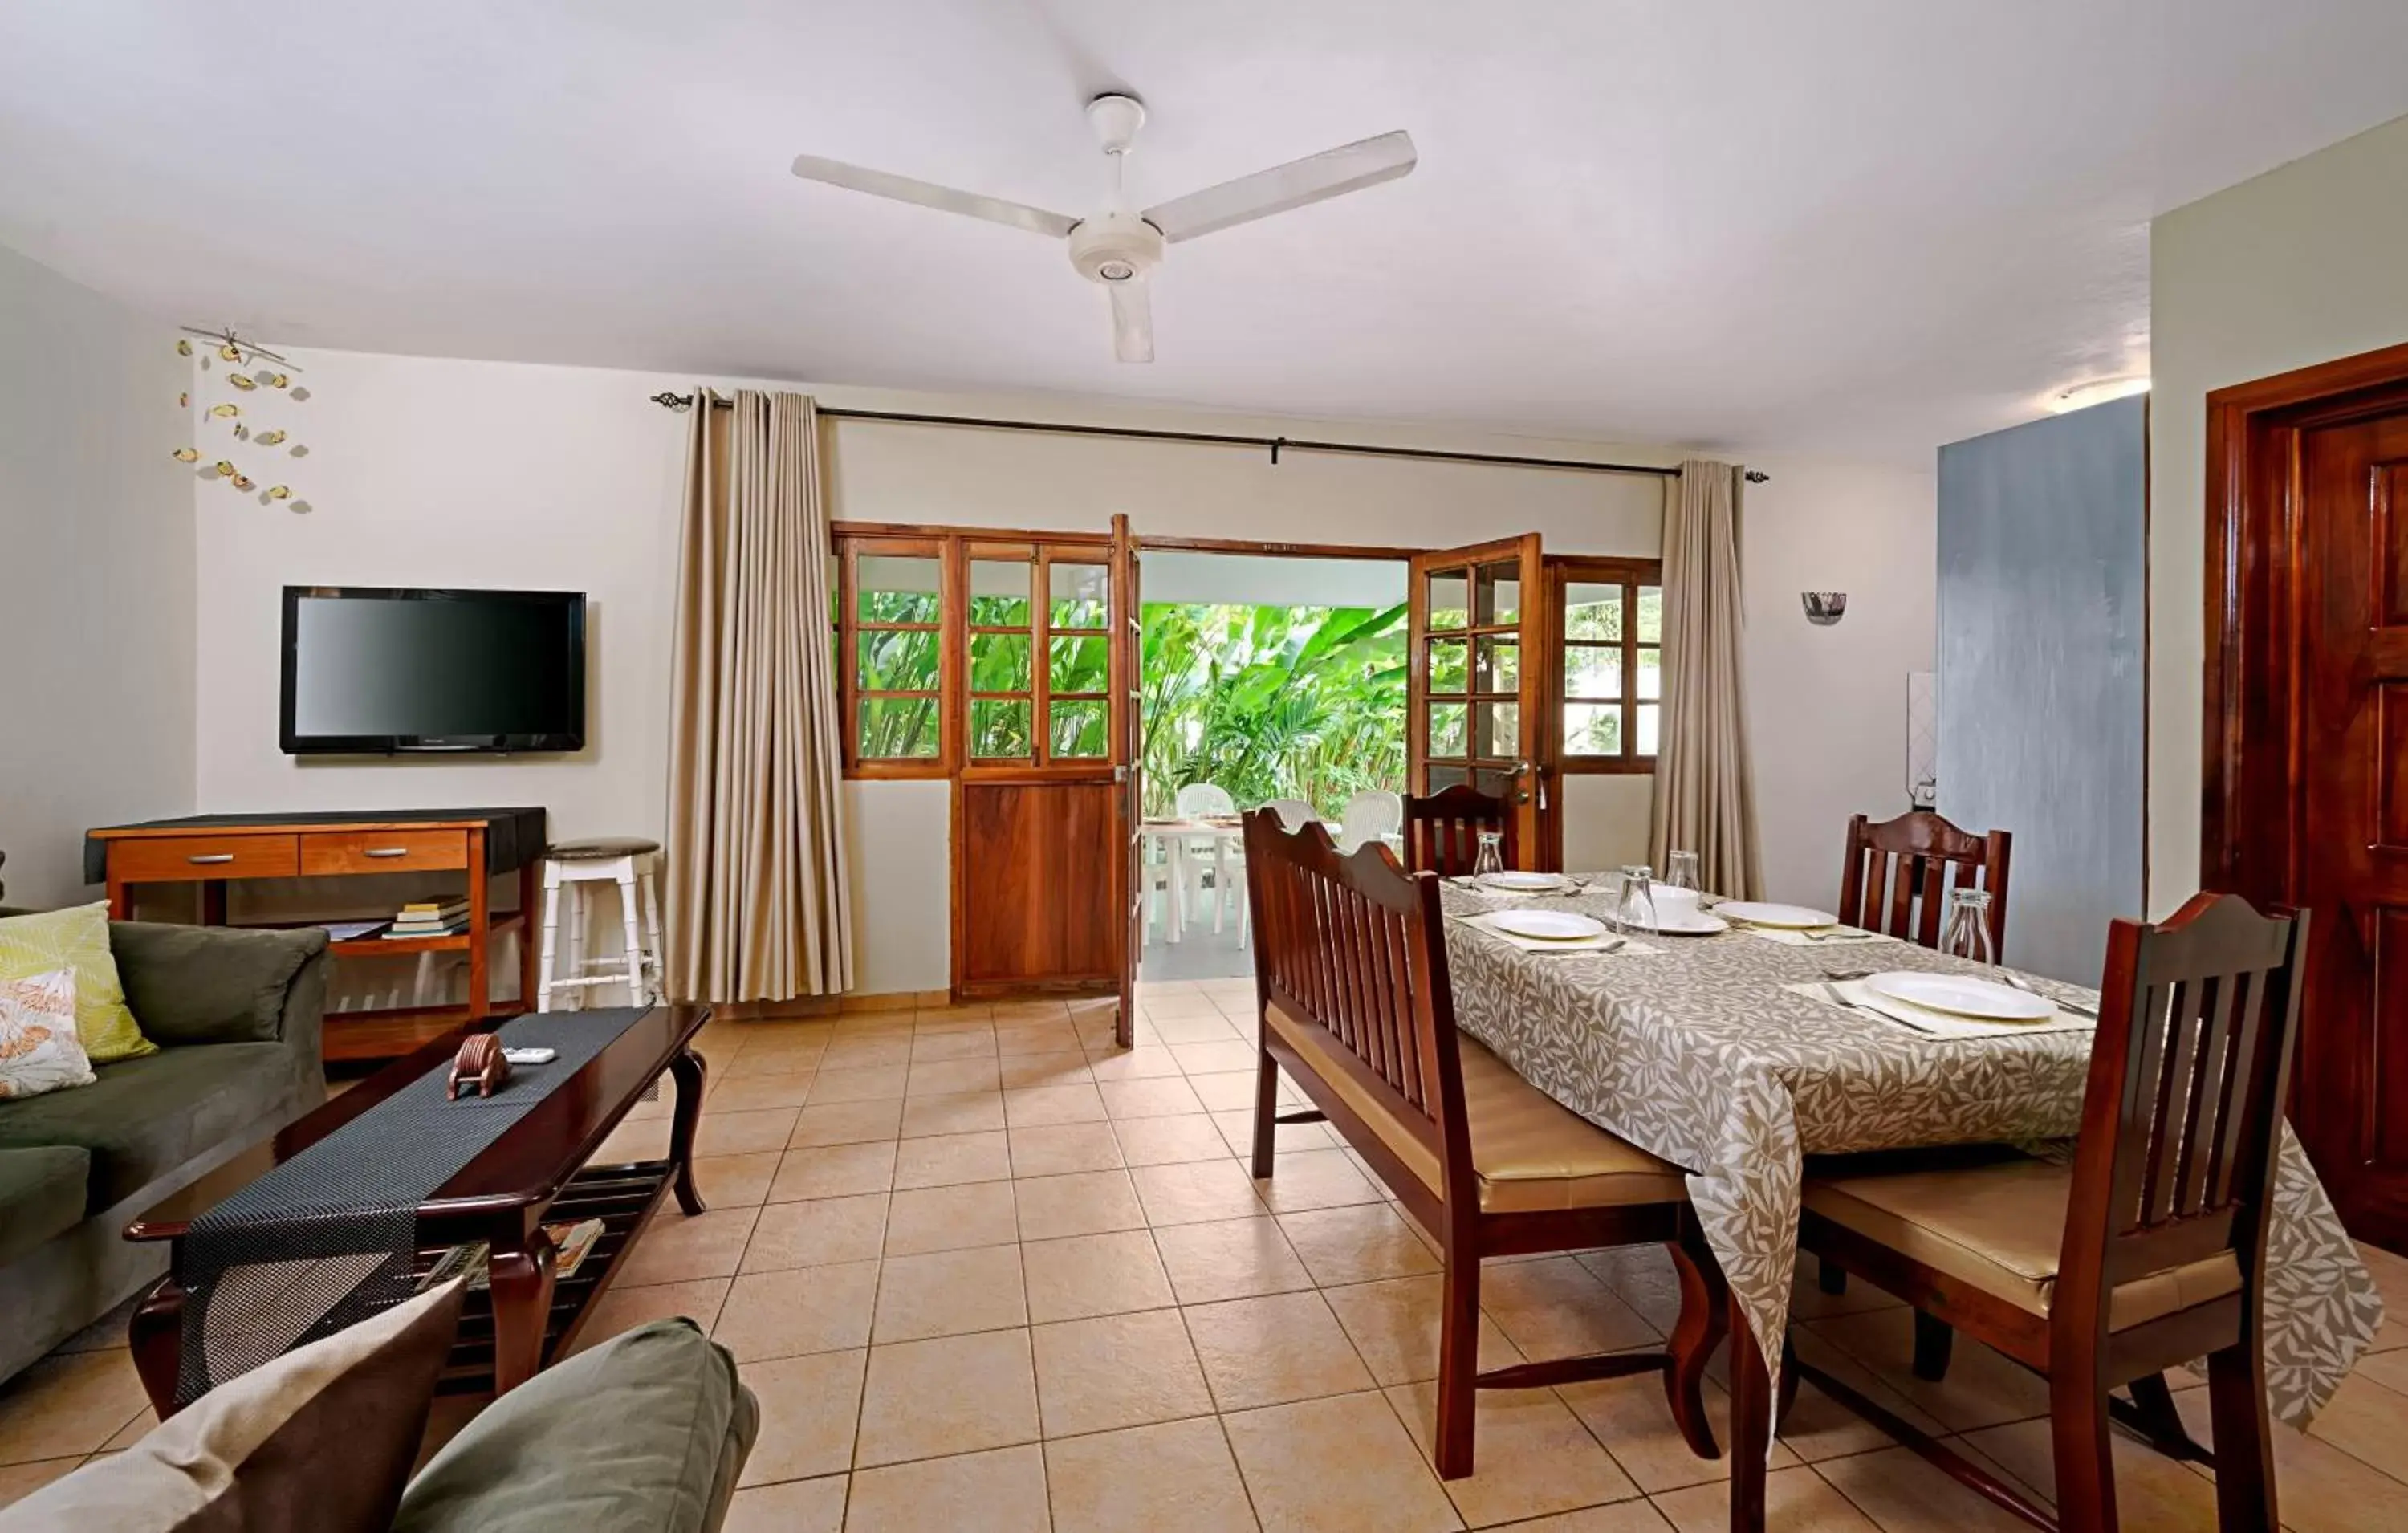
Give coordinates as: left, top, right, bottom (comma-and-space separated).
1401, 784, 1514, 877
1837, 811, 2012, 950
1266, 797, 1317, 832
1337, 790, 1405, 852
1243, 809, 1474, 1203
1175, 783, 1238, 820
2056, 893, 2308, 1342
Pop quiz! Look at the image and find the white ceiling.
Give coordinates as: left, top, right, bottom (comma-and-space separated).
5, 2, 2406, 461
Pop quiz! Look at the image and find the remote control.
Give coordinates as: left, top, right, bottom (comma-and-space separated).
502, 1047, 558, 1065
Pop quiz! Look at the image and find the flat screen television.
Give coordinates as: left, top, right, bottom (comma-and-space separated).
280, 586, 586, 754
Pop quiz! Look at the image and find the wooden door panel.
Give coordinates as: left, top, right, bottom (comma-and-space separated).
958, 781, 1117, 988
1407, 533, 1548, 865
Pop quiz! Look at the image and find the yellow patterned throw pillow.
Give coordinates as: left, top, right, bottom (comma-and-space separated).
0, 970, 96, 1098
0, 902, 155, 1063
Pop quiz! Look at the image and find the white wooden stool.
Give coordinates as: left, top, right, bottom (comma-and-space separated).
536, 837, 665, 1012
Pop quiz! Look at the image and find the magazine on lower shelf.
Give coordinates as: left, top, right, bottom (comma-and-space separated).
417, 1217, 606, 1293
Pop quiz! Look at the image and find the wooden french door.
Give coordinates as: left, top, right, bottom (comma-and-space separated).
1109, 513, 1142, 1046
1407, 535, 1548, 868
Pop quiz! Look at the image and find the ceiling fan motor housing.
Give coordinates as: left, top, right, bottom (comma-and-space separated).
1067, 209, 1163, 285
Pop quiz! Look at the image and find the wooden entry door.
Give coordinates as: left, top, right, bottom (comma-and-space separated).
1407, 535, 1548, 866
2207, 340, 2408, 1250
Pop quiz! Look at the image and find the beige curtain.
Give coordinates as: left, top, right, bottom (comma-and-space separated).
1649, 459, 1763, 899
665, 389, 854, 1001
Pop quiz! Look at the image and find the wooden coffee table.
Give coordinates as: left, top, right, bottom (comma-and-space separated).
124, 1004, 710, 1414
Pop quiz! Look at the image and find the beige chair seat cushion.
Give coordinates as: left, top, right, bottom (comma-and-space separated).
1265, 1002, 1688, 1214
1803, 1156, 2241, 1331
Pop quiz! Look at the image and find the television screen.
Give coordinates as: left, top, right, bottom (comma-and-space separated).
281, 587, 585, 753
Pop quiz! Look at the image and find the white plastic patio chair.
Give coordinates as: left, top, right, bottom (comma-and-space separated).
1173, 783, 1244, 937
1336, 790, 1405, 854
1266, 797, 1317, 831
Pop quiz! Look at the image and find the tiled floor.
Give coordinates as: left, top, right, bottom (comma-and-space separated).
8, 978, 2408, 1531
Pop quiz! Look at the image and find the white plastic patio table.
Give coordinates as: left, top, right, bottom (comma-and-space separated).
1137, 819, 1235, 944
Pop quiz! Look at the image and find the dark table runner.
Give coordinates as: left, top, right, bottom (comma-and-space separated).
176, 1006, 653, 1403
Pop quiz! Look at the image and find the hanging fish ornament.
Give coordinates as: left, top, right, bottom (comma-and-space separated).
230, 474, 254, 491
209, 402, 239, 418
214, 460, 238, 476
218, 343, 242, 362
266, 485, 291, 500
172, 447, 198, 462
228, 373, 257, 391
234, 424, 250, 441
176, 338, 193, 357
178, 391, 189, 409
255, 429, 286, 446
266, 373, 291, 389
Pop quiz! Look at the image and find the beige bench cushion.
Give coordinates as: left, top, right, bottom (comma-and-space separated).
1264, 1001, 1688, 1214
1803, 1156, 2241, 1331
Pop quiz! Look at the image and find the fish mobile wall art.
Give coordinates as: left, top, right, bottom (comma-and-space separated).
173, 329, 315, 514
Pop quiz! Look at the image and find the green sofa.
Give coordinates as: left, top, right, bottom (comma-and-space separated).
0, 919, 327, 1382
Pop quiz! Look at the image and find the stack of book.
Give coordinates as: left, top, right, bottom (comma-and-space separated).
384, 896, 471, 939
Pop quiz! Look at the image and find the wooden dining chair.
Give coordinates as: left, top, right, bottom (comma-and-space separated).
1837, 810, 2012, 951
1401, 783, 1514, 876
1793, 893, 2309, 1531
1241, 809, 1723, 1479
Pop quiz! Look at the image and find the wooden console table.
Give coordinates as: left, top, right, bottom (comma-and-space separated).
87, 808, 547, 1063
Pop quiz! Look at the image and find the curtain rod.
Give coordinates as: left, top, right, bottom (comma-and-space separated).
646, 390, 1768, 483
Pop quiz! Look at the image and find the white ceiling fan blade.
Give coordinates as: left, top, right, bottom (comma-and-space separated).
1141, 129, 1417, 243
1109, 279, 1153, 364
790, 154, 1077, 239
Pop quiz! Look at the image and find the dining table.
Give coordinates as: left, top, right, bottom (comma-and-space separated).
1436, 876, 2385, 1525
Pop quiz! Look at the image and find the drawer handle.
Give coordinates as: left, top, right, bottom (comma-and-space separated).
364, 847, 412, 858
186, 853, 237, 865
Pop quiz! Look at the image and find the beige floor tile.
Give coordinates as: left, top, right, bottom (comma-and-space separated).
1557, 1371, 1800, 1493
1031, 1308, 1215, 1437
1014, 1169, 1149, 1241
910, 1030, 999, 1062
722, 1473, 847, 1533
1576, 1246, 1687, 1337
2354, 1346, 2408, 1393
1473, 1503, 1670, 1532
741, 1193, 889, 1273
1088, 1046, 1191, 1082
50, 1295, 138, 1356
689, 1150, 783, 1208
993, 1021, 1081, 1053
1186, 1071, 1266, 1112
1115, 1112, 1242, 1167
1005, 1082, 1112, 1127
770, 1141, 897, 1202
899, 1090, 1007, 1140
722, 1045, 823, 1080
1959, 1414, 2215, 1529
1173, 1039, 1261, 1075
874, 1243, 1028, 1343
1251, 1148, 1383, 1214
734, 1348, 867, 1487
1023, 1230, 1178, 1323
616, 1206, 760, 1286
1153, 1215, 1317, 1306
1477, 1256, 1660, 1363
2298, 1371, 2408, 1481
998, 1051, 1094, 1087
1148, 1012, 1246, 1045
908, 1057, 1003, 1098
1223, 1389, 1465, 1532
0, 1350, 148, 1466
706, 1072, 820, 1114
1044, 1416, 1259, 1533
1787, 1253, 1908, 1321
1008, 1121, 1125, 1177
0, 1458, 83, 1511
1134, 1159, 1270, 1226
995, 998, 1074, 1023
883, 1181, 1020, 1256
787, 1097, 904, 1148
1278, 1203, 1442, 1285
1186, 1290, 1377, 1411
891, 1129, 1014, 1190
847, 1444, 1049, 1532
697, 1107, 802, 1157
1653, 1466, 1878, 1532
1141, 990, 1226, 1018
100, 1408, 156, 1452
1807, 1311, 2050, 1432
1812, 1444, 2036, 1532
1101, 1075, 1212, 1119
1388, 1380, 1641, 1527
1323, 1274, 1523, 1387
821, 1035, 913, 1071
712, 1259, 881, 1362
855, 1329, 1041, 1467
564, 1277, 732, 1358
592, 1114, 673, 1163
1215, 1109, 1337, 1157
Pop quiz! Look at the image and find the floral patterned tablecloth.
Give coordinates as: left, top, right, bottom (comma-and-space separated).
1437, 883, 2383, 1427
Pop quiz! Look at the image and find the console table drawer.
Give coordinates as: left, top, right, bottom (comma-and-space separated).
299, 829, 469, 876
112, 834, 299, 883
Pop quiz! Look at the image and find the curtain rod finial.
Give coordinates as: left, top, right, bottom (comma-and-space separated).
651, 391, 695, 413
1743, 469, 1770, 484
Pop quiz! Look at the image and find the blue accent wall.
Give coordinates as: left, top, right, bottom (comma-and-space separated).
1936, 395, 2146, 982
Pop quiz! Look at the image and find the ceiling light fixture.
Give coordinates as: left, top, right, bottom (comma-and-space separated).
2049, 376, 2150, 413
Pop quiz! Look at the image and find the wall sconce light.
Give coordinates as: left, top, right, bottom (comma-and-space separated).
1801, 592, 1847, 626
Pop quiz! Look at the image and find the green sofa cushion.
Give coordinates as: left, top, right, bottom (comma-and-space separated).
0, 1044, 292, 1214
392, 1319, 757, 1533
108, 923, 322, 1048
0, 1146, 91, 1267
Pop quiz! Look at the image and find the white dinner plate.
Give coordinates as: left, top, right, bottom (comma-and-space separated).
1716, 901, 1839, 929
1476, 871, 1568, 892
1865, 970, 2055, 1021
1487, 909, 1609, 941
1633, 910, 1730, 937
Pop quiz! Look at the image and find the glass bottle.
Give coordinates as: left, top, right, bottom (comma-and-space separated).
1665, 849, 1702, 893
1472, 831, 1505, 881
1613, 864, 1658, 935
1942, 888, 1995, 965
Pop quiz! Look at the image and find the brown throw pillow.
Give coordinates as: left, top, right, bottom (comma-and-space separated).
0, 1279, 465, 1533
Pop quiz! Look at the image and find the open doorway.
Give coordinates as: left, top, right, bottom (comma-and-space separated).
1137, 550, 1409, 982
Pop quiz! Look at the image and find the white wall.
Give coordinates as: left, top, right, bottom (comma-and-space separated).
185, 345, 1928, 992
2147, 112, 2408, 915
0, 245, 193, 906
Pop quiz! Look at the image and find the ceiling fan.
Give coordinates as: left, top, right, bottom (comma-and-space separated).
791, 94, 1416, 364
